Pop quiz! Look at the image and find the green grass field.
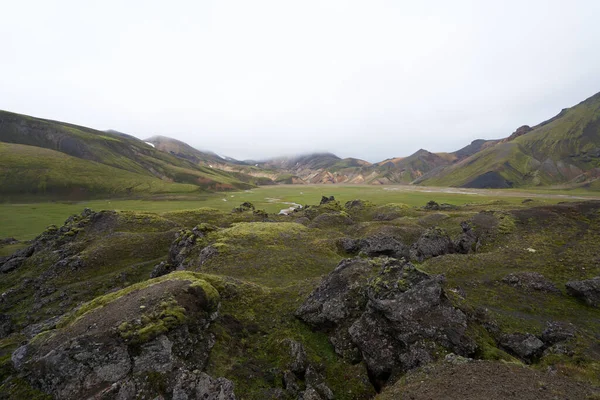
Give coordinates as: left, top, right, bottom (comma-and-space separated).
1, 185, 599, 240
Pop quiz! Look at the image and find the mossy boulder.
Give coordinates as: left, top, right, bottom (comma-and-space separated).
13, 273, 230, 399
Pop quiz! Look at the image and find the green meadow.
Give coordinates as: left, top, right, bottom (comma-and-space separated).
2, 185, 598, 241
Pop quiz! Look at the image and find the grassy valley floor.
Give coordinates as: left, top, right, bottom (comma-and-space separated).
2, 185, 599, 240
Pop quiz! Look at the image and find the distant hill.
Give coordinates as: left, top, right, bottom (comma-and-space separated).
0, 110, 257, 197
145, 135, 276, 186
0, 142, 198, 200
419, 91, 600, 188
2, 89, 599, 193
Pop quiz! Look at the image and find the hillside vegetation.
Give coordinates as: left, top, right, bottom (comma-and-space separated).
0, 110, 257, 196
1, 197, 599, 399
0, 142, 199, 200
419, 92, 600, 188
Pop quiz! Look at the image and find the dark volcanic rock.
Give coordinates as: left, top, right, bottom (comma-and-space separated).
337, 237, 360, 254
541, 321, 576, 346
320, 196, 336, 205
454, 221, 479, 254
169, 228, 205, 268
13, 277, 231, 399
297, 258, 475, 385
172, 370, 236, 400
499, 333, 544, 361
0, 314, 14, 338
566, 277, 600, 307
150, 261, 176, 278
283, 339, 308, 376
502, 272, 560, 293
409, 227, 455, 262
349, 263, 475, 382
359, 235, 410, 260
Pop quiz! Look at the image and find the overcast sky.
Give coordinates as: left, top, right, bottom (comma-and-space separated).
2, 0, 600, 162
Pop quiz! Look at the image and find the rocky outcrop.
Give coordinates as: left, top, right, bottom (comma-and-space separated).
409, 227, 455, 262
13, 275, 234, 399
168, 228, 205, 269
498, 333, 544, 361
359, 235, 410, 260
0, 313, 14, 338
320, 196, 336, 205
454, 221, 479, 254
502, 272, 560, 293
566, 277, 600, 307
296, 258, 475, 387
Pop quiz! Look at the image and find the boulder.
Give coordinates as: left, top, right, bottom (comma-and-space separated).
453, 221, 479, 254
297, 258, 476, 386
566, 277, 600, 307
13, 276, 229, 399
498, 333, 544, 361
337, 237, 360, 254
541, 321, 576, 345
169, 229, 204, 268
410, 227, 455, 262
150, 261, 176, 278
172, 370, 236, 400
0, 314, 14, 338
320, 196, 336, 205
502, 272, 560, 293
359, 235, 410, 260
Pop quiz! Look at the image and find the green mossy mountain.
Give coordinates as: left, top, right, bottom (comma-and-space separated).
0, 110, 258, 197
419, 91, 600, 188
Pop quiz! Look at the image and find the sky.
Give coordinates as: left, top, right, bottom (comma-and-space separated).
2, 0, 600, 162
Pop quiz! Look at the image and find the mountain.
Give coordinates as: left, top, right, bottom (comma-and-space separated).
0, 142, 198, 200
145, 135, 276, 185
0, 110, 259, 196
420, 91, 600, 188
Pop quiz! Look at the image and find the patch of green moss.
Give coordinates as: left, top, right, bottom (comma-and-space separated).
118, 297, 187, 344
56, 272, 219, 330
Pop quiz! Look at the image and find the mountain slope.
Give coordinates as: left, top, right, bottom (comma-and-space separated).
0, 142, 198, 199
0, 110, 255, 192
420, 91, 600, 188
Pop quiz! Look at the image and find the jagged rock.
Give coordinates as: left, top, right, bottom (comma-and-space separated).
454, 221, 479, 254
173, 370, 236, 400
302, 386, 325, 400
359, 235, 409, 260
297, 258, 475, 386
424, 200, 441, 210
337, 237, 360, 254
498, 333, 544, 361
13, 277, 223, 399
541, 321, 576, 345
349, 262, 475, 382
0, 237, 19, 245
409, 227, 455, 262
320, 196, 336, 205
283, 339, 308, 376
169, 229, 204, 268
150, 261, 176, 278
282, 370, 300, 395
502, 272, 560, 293
295, 258, 379, 359
0, 314, 14, 338
295, 258, 378, 329
232, 202, 255, 213
198, 245, 218, 266
0, 256, 27, 273
566, 277, 600, 307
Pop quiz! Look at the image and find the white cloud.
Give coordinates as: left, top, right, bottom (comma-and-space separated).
1, 0, 600, 162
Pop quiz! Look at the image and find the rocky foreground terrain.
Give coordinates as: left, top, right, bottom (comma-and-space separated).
1, 197, 599, 399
